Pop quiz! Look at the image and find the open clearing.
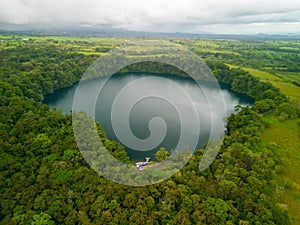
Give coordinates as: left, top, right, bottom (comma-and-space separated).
262, 115, 300, 225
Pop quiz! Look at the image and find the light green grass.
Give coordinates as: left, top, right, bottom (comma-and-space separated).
229, 64, 300, 224
77, 51, 103, 55
242, 67, 280, 81
195, 49, 241, 56
262, 115, 300, 225
272, 82, 300, 106
0, 34, 132, 45
227, 64, 300, 107
278, 72, 300, 84
192, 40, 220, 48
227, 64, 280, 81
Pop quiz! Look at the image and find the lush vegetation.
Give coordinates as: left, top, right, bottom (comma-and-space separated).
0, 35, 300, 224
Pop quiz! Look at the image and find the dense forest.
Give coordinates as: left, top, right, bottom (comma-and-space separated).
0, 36, 299, 224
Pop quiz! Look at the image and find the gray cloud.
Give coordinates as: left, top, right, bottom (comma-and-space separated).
0, 0, 300, 34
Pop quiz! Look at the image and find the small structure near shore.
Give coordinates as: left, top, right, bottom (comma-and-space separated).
135, 157, 151, 171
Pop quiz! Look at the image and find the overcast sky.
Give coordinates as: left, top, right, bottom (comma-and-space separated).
1, 0, 300, 34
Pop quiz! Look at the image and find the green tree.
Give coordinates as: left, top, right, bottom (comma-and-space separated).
31, 212, 54, 225
155, 147, 169, 162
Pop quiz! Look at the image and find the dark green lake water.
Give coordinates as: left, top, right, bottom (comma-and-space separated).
44, 73, 253, 160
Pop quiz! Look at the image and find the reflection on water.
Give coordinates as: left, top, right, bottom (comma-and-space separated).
44, 73, 253, 160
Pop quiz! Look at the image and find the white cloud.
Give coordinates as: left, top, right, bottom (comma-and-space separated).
0, 0, 300, 34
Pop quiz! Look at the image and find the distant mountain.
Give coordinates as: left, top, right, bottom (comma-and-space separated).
0, 24, 299, 39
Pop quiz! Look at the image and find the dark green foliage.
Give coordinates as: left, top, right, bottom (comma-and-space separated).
155, 147, 169, 162
119, 61, 188, 77
0, 37, 295, 224
0, 42, 96, 102
253, 99, 275, 114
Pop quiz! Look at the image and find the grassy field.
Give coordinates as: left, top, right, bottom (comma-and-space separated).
227, 64, 300, 223
227, 65, 300, 107
239, 67, 280, 81
262, 115, 300, 225
226, 64, 281, 81
278, 72, 300, 84
272, 81, 300, 106
0, 34, 131, 43
193, 48, 241, 56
